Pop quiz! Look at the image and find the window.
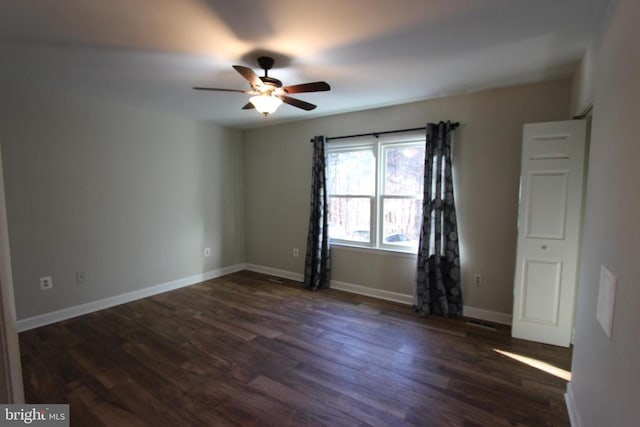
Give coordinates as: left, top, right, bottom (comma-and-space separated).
327, 136, 425, 252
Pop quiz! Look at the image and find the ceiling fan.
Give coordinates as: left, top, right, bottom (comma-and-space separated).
193, 56, 330, 116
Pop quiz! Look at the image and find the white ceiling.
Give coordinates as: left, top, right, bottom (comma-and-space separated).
0, 0, 609, 129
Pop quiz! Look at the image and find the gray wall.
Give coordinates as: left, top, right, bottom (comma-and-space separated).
243, 79, 571, 316
0, 76, 577, 325
569, 0, 640, 425
0, 88, 244, 320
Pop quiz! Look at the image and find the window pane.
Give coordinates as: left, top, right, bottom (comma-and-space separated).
382, 198, 422, 248
329, 197, 371, 242
328, 149, 375, 195
384, 145, 425, 195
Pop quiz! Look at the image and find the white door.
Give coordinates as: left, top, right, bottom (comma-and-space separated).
512, 120, 587, 347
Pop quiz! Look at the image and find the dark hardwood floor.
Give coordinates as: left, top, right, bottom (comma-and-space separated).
20, 270, 572, 426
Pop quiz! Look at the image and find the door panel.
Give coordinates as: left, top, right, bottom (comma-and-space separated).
527, 133, 570, 159
512, 120, 587, 347
525, 171, 568, 239
520, 258, 562, 325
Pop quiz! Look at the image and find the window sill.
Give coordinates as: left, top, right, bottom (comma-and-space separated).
329, 242, 418, 259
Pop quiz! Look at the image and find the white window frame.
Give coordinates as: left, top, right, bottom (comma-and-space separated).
327, 134, 425, 253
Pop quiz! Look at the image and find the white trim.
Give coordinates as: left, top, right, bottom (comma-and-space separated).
330, 280, 413, 305
565, 382, 583, 427
327, 139, 425, 252
244, 264, 304, 282
244, 264, 413, 305
16, 263, 246, 332
0, 141, 25, 403
247, 264, 514, 323
463, 305, 512, 325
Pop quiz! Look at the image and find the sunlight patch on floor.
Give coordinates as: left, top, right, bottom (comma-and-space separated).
493, 348, 572, 381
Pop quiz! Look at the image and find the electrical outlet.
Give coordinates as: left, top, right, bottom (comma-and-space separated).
76, 271, 86, 285
204, 248, 211, 257
474, 273, 482, 286
292, 248, 299, 257
40, 276, 53, 290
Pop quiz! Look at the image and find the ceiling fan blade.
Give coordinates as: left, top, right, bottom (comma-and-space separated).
282, 81, 330, 94
233, 65, 263, 89
280, 96, 317, 111
193, 87, 252, 94
242, 102, 255, 110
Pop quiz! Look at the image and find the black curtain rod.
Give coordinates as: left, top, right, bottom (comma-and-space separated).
309, 122, 459, 143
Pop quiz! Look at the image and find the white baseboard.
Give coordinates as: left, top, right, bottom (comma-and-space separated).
463, 305, 512, 325
16, 263, 246, 332
17, 262, 514, 332
245, 264, 518, 319
565, 382, 583, 427
244, 264, 413, 305
330, 280, 413, 305
244, 264, 304, 282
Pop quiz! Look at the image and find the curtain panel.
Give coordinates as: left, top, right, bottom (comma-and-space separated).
415, 122, 462, 316
304, 136, 331, 291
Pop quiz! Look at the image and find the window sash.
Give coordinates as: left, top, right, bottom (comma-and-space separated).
380, 142, 425, 197
328, 196, 374, 246
327, 137, 424, 252
327, 146, 376, 196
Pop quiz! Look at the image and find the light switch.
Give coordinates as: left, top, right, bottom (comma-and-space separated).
596, 265, 617, 339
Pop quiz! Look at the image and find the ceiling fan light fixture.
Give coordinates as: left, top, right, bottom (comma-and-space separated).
249, 94, 283, 116
193, 56, 329, 115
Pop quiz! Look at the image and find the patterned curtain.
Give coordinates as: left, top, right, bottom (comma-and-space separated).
304, 136, 331, 291
415, 122, 462, 316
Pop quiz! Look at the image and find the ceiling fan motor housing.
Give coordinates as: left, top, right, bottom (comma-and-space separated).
257, 56, 275, 71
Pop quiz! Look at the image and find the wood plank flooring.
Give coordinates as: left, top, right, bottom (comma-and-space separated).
20, 270, 572, 426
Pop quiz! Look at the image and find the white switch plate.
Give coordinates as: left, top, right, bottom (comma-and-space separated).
204, 248, 211, 257
596, 265, 617, 339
